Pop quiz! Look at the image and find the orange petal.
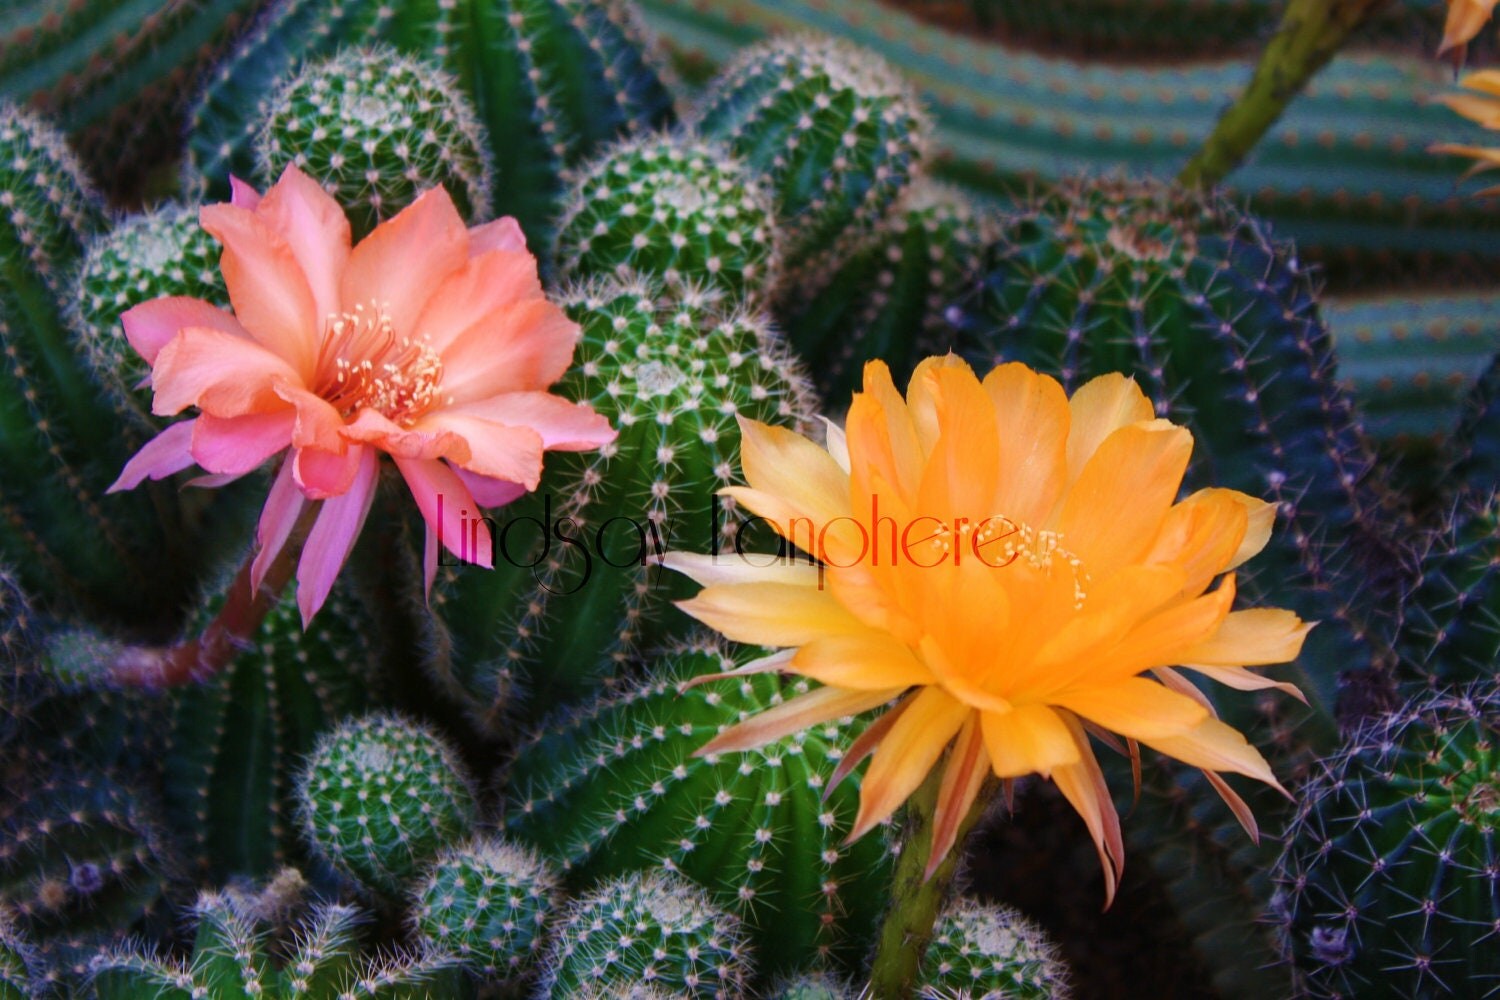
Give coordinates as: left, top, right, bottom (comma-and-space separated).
341, 186, 468, 337
695, 685, 903, 756
980, 703, 1080, 778
926, 714, 990, 879
1179, 608, 1315, 666
1441, 1, 1500, 55
791, 632, 934, 691
914, 361, 999, 520
1051, 715, 1124, 908
1064, 372, 1154, 482
413, 411, 547, 489
415, 248, 544, 354
675, 582, 867, 647
724, 417, 860, 562
1070, 575, 1238, 686
847, 362, 924, 507
256, 164, 351, 321
1022, 564, 1185, 689
659, 550, 823, 588
849, 686, 969, 841
1049, 676, 1209, 741
1143, 717, 1285, 794
904, 354, 972, 455
150, 326, 302, 417
439, 299, 580, 403
1057, 421, 1192, 576
442, 391, 615, 451
983, 362, 1070, 527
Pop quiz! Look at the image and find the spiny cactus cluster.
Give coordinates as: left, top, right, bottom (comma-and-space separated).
507, 638, 894, 975
1273, 683, 1500, 999
257, 47, 494, 236
541, 870, 752, 999
918, 900, 1071, 1000
430, 279, 815, 716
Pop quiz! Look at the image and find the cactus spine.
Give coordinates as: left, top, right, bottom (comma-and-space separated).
555, 132, 780, 303
507, 638, 894, 977
430, 278, 815, 718
256, 47, 494, 237
688, 33, 928, 284
918, 900, 1071, 1000
540, 870, 751, 999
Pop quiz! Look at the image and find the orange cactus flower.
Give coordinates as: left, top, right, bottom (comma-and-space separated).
663, 356, 1312, 903
1432, 70, 1500, 194
1441, 0, 1499, 62
110, 166, 615, 624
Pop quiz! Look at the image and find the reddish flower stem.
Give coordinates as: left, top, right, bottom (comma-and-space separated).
109, 504, 319, 688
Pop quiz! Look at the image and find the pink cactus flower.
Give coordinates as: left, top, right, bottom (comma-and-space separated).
110, 166, 615, 625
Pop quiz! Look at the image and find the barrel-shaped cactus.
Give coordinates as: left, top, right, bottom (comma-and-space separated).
555, 132, 779, 303
297, 713, 476, 900
0, 911, 38, 1000
768, 971, 857, 1000
507, 638, 893, 977
429, 278, 815, 719
410, 837, 559, 983
688, 33, 928, 284
1273, 683, 1500, 999
917, 900, 1071, 1000
256, 47, 493, 237
540, 870, 751, 999
72, 203, 229, 426
88, 884, 471, 999
779, 177, 989, 405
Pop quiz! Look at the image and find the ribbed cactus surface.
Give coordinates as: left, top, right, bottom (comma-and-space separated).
540, 870, 752, 999
918, 900, 1071, 1000
688, 33, 927, 283
555, 132, 779, 303
298, 713, 476, 900
430, 279, 814, 718
507, 638, 893, 976
1273, 683, 1500, 999
257, 47, 493, 237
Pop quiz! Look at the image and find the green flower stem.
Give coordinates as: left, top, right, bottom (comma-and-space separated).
1178, 0, 1391, 187
866, 769, 992, 999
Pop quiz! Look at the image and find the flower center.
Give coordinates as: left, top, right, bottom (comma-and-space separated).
314, 301, 446, 425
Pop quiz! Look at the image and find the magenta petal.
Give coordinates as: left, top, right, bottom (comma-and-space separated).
253, 458, 308, 593
296, 446, 378, 626
393, 456, 494, 575
453, 465, 527, 508
108, 420, 197, 492
121, 296, 247, 367
191, 410, 294, 475
229, 175, 263, 210
467, 216, 527, 255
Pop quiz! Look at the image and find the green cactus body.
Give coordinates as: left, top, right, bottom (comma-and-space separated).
507, 639, 893, 978
1, 567, 36, 747
297, 713, 476, 900
410, 837, 558, 982
0, 912, 36, 1000
778, 177, 989, 406
636, 0, 1500, 289
1324, 291, 1500, 447
768, 971, 856, 1000
0, 105, 204, 629
162, 586, 383, 884
256, 47, 493, 238
555, 133, 779, 303
88, 886, 471, 1000
1395, 494, 1500, 688
72, 203, 229, 426
184, 0, 449, 200
917, 900, 1070, 1000
429, 278, 814, 718
688, 34, 927, 283
1451, 351, 1500, 498
1273, 683, 1500, 999
0, 0, 266, 195
540, 870, 751, 999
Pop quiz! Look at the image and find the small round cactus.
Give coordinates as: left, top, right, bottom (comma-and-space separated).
0, 910, 37, 1000
541, 870, 751, 999
769, 971, 858, 1000
72, 203, 229, 424
411, 837, 559, 982
256, 46, 493, 236
689, 33, 928, 280
297, 713, 477, 899
555, 133, 779, 303
1273, 683, 1500, 999
918, 900, 1071, 1000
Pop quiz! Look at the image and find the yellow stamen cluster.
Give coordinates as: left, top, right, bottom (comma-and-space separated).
315, 300, 448, 424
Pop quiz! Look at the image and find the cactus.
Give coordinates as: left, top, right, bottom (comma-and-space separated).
1450, 350, 1500, 499
0, 104, 207, 630
1272, 682, 1500, 999
554, 132, 779, 303
636, 0, 1500, 290
539, 870, 752, 999
1, 567, 36, 748
768, 971, 858, 1000
189, 0, 675, 245
429, 278, 815, 718
0, 0, 267, 197
87, 883, 471, 1000
507, 638, 893, 978
687, 33, 928, 285
72, 203, 230, 426
297, 713, 476, 900
778, 177, 990, 406
0, 911, 38, 1000
256, 47, 493, 238
409, 837, 558, 983
917, 899, 1071, 1000
162, 585, 384, 884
